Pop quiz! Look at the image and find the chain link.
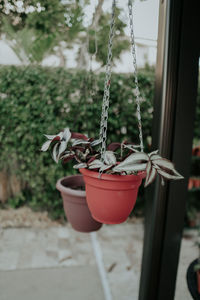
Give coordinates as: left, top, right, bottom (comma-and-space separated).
128, 0, 144, 152
99, 0, 144, 163
99, 0, 116, 161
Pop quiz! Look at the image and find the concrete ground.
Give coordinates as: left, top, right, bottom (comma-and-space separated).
0, 207, 198, 300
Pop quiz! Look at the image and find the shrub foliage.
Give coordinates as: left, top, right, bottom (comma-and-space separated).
0, 65, 154, 217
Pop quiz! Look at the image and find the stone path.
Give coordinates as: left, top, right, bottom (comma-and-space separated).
0, 208, 198, 300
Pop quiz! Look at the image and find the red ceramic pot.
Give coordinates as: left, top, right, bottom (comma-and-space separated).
56, 175, 102, 233
197, 270, 200, 294
194, 178, 200, 188
80, 168, 145, 224
188, 178, 194, 190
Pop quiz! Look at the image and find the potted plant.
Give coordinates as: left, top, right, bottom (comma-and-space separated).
41, 0, 183, 225
41, 127, 183, 224
42, 129, 102, 232
194, 256, 200, 294
56, 175, 102, 233
187, 229, 200, 299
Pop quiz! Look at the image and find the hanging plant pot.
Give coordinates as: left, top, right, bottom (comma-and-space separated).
80, 168, 145, 224
56, 175, 102, 233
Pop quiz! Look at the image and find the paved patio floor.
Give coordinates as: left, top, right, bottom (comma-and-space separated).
0, 208, 198, 300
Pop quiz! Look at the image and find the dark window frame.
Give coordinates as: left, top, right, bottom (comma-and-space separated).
139, 1, 200, 299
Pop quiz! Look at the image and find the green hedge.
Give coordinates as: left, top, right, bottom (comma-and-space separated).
0, 65, 155, 218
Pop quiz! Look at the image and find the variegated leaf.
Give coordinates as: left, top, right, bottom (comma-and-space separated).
157, 169, 184, 180
123, 144, 139, 152
73, 163, 87, 169
89, 159, 105, 169
100, 164, 112, 172
44, 134, 57, 140
173, 169, 184, 178
104, 151, 116, 166
62, 128, 71, 142
145, 160, 152, 182
150, 154, 162, 160
53, 143, 59, 163
112, 152, 149, 172
113, 162, 147, 173
72, 139, 90, 146
58, 141, 68, 159
41, 140, 52, 152
144, 167, 157, 187
60, 151, 75, 159
149, 150, 159, 157
90, 139, 101, 147
152, 158, 174, 170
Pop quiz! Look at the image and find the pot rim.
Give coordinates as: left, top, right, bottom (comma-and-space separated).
79, 168, 146, 182
56, 175, 86, 197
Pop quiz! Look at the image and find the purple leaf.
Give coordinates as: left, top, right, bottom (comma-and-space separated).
71, 132, 88, 141
107, 142, 121, 151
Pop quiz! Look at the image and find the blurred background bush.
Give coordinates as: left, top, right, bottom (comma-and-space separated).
0, 65, 154, 218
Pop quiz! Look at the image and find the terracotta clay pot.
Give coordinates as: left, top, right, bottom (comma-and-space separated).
194, 178, 200, 188
80, 168, 145, 225
188, 178, 194, 190
56, 175, 102, 233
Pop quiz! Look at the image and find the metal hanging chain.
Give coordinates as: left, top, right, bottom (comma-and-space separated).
99, 0, 144, 162
128, 0, 144, 152
99, 0, 116, 161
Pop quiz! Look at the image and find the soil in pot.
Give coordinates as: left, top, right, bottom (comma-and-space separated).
56, 175, 102, 233
80, 168, 145, 225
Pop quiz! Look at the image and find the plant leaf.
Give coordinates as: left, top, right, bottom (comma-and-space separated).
104, 151, 116, 165
72, 139, 90, 146
152, 158, 174, 170
89, 159, 104, 169
87, 155, 99, 164
114, 152, 149, 169
100, 164, 113, 172
44, 134, 57, 140
145, 160, 152, 181
157, 169, 184, 180
144, 167, 157, 187
58, 141, 68, 159
62, 127, 71, 142
41, 140, 52, 151
150, 154, 162, 160
149, 150, 159, 156
107, 142, 121, 151
71, 132, 88, 140
60, 151, 75, 163
113, 163, 147, 173
90, 139, 101, 147
53, 143, 59, 163
60, 151, 73, 158
123, 144, 139, 152
73, 163, 87, 169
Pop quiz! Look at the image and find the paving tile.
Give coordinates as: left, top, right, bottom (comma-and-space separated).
0, 266, 105, 300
